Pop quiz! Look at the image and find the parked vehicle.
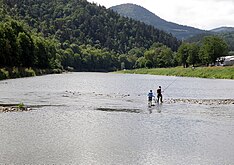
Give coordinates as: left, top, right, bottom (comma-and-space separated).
216, 56, 234, 66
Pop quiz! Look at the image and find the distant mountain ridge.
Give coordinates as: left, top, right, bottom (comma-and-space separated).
110, 3, 208, 40
211, 27, 234, 33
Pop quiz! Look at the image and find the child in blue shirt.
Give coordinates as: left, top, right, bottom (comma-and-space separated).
148, 90, 155, 106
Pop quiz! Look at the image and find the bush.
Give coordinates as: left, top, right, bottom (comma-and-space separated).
0, 67, 62, 80
52, 69, 63, 74
24, 68, 36, 77
11, 67, 20, 78
0, 68, 9, 80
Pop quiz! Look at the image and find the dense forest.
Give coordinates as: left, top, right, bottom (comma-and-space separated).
0, 19, 60, 68
0, 0, 181, 71
0, 0, 230, 75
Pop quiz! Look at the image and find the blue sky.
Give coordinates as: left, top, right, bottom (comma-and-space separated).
87, 0, 234, 30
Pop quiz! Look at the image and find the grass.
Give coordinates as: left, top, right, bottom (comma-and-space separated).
117, 66, 234, 79
17, 102, 25, 109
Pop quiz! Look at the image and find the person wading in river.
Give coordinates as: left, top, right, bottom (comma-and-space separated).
148, 90, 155, 107
157, 86, 163, 103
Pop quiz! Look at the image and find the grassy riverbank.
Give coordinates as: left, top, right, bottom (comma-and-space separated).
118, 66, 234, 79
0, 67, 63, 80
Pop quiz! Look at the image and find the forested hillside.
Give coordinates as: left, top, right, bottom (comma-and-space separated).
220, 32, 234, 51
110, 3, 207, 40
211, 27, 234, 33
0, 0, 181, 72
0, 10, 61, 69
186, 32, 234, 51
2, 0, 181, 52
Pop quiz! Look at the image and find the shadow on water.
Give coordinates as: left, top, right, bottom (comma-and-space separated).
96, 107, 142, 113
96, 102, 164, 114
148, 102, 163, 114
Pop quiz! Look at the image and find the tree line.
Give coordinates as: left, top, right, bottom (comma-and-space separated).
177, 36, 228, 67
116, 36, 229, 69
0, 19, 61, 69
0, 18, 229, 71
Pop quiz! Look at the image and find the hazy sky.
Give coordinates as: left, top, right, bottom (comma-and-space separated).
87, 0, 234, 30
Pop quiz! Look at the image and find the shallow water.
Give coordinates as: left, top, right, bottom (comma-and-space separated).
0, 73, 234, 164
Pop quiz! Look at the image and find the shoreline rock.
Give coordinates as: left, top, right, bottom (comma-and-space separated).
0, 106, 31, 113
165, 98, 234, 105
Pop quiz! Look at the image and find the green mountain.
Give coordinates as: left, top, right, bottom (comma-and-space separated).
211, 27, 234, 33
2, 0, 180, 52
0, 0, 181, 71
219, 32, 234, 51
187, 31, 234, 51
110, 3, 208, 40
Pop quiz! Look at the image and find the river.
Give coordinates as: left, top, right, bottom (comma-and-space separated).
0, 72, 234, 164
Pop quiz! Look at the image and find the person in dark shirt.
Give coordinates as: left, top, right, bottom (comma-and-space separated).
157, 86, 163, 103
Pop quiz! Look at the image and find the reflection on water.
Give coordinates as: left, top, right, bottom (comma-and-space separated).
0, 73, 234, 164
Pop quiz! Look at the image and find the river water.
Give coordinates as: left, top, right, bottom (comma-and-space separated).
0, 72, 234, 164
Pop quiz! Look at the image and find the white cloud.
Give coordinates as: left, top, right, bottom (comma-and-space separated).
87, 0, 234, 30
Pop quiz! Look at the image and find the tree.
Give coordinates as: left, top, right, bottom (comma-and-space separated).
128, 47, 145, 58
186, 43, 200, 67
145, 60, 153, 68
157, 47, 174, 67
144, 49, 156, 67
199, 36, 228, 65
135, 56, 146, 68
144, 42, 174, 68
0, 21, 19, 66
61, 48, 75, 68
17, 32, 35, 67
177, 42, 190, 68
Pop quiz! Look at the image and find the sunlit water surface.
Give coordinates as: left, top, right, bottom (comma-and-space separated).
0, 73, 234, 164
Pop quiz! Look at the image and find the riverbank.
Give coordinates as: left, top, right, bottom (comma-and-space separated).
117, 66, 234, 79
0, 67, 63, 80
